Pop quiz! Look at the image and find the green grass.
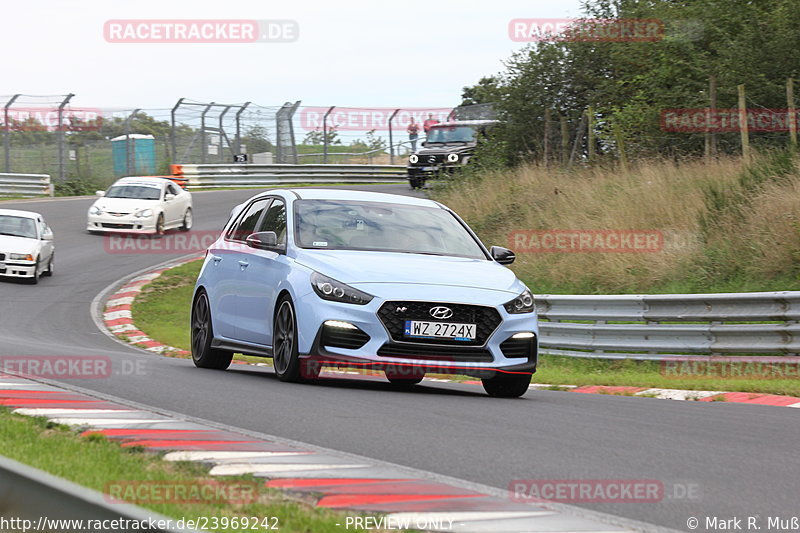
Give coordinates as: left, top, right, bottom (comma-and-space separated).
130, 261, 800, 396
0, 407, 390, 532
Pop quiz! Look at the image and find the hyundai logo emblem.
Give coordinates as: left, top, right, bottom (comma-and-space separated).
429, 306, 453, 320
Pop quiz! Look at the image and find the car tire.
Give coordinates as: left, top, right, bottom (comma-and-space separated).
43, 254, 54, 277
272, 296, 310, 382
481, 372, 532, 398
409, 177, 424, 189
154, 213, 165, 236
191, 291, 233, 370
385, 366, 424, 387
180, 208, 193, 232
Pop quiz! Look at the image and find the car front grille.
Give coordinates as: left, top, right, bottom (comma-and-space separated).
377, 301, 502, 347
0, 253, 5, 261
101, 223, 134, 229
377, 342, 493, 362
107, 212, 131, 217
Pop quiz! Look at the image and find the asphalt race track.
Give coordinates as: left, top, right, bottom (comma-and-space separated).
1, 185, 797, 532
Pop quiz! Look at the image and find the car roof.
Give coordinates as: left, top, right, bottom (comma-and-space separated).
282, 188, 443, 207
429, 119, 498, 128
115, 176, 168, 186
0, 209, 42, 219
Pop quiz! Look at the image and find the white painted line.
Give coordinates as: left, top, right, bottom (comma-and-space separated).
385, 511, 555, 524
109, 323, 138, 333
163, 451, 307, 462
104, 310, 132, 321
788, 402, 800, 408
46, 418, 174, 426
209, 463, 370, 476
14, 408, 138, 416
636, 388, 725, 401
529, 383, 578, 389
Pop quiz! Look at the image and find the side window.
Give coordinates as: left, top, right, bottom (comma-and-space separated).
256, 199, 286, 244
226, 198, 271, 242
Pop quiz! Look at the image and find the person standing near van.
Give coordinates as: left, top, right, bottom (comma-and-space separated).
407, 117, 420, 152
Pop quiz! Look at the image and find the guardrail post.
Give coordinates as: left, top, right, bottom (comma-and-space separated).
218, 105, 232, 162
56, 93, 74, 181
3, 94, 20, 173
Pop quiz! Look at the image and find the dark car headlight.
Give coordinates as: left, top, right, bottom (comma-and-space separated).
311, 272, 374, 305
504, 289, 535, 314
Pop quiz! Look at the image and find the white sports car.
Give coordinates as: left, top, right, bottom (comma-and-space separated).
87, 176, 193, 235
0, 209, 55, 284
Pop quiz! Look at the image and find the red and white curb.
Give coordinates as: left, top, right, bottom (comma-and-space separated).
103, 260, 800, 411
0, 372, 637, 533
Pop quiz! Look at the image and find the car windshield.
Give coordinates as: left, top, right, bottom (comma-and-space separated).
105, 185, 161, 200
426, 126, 475, 144
294, 199, 487, 259
0, 215, 37, 239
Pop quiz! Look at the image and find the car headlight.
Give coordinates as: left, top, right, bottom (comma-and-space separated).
409, 154, 419, 164
134, 209, 153, 218
311, 272, 373, 305
504, 289, 535, 314
89, 205, 102, 215
9, 253, 34, 261
446, 153, 459, 163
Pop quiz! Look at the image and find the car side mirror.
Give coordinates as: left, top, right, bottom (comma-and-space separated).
246, 231, 282, 252
95, 190, 105, 197
490, 246, 516, 265
165, 193, 176, 201
42, 231, 54, 241
421, 141, 428, 147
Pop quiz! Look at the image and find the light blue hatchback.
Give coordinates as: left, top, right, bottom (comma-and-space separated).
191, 189, 538, 397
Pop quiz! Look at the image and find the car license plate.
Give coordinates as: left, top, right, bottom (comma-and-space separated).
404, 320, 476, 341
421, 166, 436, 171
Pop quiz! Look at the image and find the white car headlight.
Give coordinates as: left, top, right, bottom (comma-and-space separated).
504, 289, 535, 314
89, 205, 102, 216
9, 253, 34, 261
134, 209, 154, 218
446, 153, 459, 163
409, 154, 419, 164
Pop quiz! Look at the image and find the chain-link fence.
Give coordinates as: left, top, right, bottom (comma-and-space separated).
1, 95, 490, 191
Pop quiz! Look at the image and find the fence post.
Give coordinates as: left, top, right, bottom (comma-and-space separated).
3, 94, 20, 173
234, 101, 250, 156
738, 84, 750, 160
586, 106, 595, 162
322, 106, 335, 164
788, 78, 797, 149
200, 103, 214, 164
56, 93, 74, 181
123, 108, 140, 176
543, 108, 551, 167
170, 98, 184, 164
388, 109, 399, 164
218, 105, 232, 162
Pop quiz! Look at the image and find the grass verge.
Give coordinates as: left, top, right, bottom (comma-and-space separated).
130, 261, 800, 396
0, 406, 394, 532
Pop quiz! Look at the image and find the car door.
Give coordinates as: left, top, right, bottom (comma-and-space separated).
233, 197, 290, 347
37, 218, 54, 265
163, 182, 183, 226
207, 198, 271, 339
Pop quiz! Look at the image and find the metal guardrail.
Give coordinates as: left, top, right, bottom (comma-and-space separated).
174, 163, 407, 189
0, 454, 199, 532
536, 291, 800, 360
0, 173, 53, 197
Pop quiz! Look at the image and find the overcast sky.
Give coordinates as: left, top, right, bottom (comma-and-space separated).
4, 0, 585, 110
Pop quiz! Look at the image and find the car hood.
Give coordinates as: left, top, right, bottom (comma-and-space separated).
0, 235, 37, 255
417, 145, 473, 155
293, 249, 521, 294
93, 197, 158, 213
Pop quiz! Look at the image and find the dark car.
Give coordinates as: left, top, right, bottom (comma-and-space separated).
407, 119, 497, 189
